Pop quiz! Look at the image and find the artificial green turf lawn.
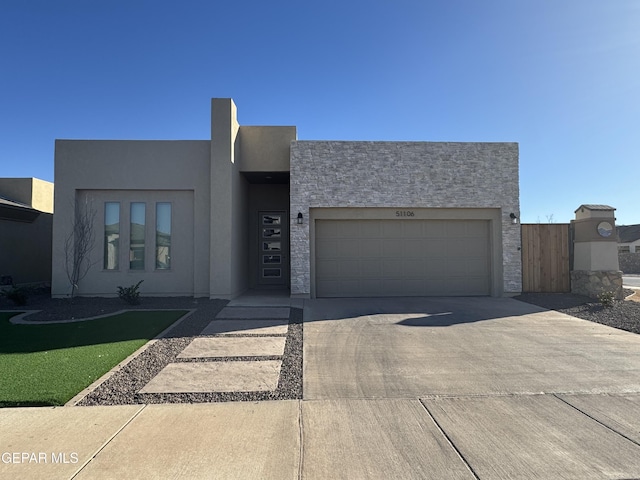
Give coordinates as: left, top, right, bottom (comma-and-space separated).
0, 310, 187, 407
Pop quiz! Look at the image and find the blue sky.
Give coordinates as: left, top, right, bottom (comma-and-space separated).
1, 0, 639, 224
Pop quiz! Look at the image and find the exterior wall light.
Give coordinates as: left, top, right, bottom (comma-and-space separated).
510, 213, 518, 224
297, 212, 303, 225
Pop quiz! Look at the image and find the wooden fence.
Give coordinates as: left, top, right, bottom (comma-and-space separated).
521, 224, 571, 293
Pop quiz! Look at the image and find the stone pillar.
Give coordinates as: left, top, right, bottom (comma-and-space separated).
571, 205, 623, 299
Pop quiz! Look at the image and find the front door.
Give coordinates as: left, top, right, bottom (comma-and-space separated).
258, 211, 288, 286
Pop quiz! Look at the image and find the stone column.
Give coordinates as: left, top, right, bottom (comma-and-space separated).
570, 205, 623, 299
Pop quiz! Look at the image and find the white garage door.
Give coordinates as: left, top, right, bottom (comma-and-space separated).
315, 219, 491, 297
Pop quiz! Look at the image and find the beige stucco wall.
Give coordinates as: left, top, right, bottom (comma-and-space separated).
210, 98, 248, 298
52, 140, 211, 297
0, 178, 54, 213
573, 242, 620, 271
239, 126, 296, 172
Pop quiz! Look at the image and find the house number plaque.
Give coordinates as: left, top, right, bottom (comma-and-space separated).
395, 210, 415, 217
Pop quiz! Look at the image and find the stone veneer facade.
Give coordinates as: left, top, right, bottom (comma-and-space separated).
290, 141, 521, 297
570, 270, 624, 300
619, 252, 640, 274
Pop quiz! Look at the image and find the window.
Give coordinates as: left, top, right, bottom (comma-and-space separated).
104, 202, 120, 270
130, 203, 145, 270
619, 246, 630, 253
156, 203, 171, 269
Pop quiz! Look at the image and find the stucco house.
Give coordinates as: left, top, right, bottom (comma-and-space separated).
617, 224, 640, 274
51, 98, 521, 299
0, 178, 54, 286
617, 225, 640, 253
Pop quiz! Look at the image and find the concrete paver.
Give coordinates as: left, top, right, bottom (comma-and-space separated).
200, 318, 289, 335
178, 336, 286, 358
216, 306, 290, 319
423, 394, 640, 479
0, 405, 143, 480
139, 360, 283, 393
301, 398, 474, 479
75, 402, 300, 480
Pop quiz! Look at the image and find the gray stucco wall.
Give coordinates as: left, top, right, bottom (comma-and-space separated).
290, 141, 521, 297
52, 140, 211, 297
0, 213, 52, 285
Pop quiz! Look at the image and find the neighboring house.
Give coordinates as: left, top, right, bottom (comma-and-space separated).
617, 224, 640, 274
0, 178, 54, 286
617, 225, 640, 253
51, 98, 521, 299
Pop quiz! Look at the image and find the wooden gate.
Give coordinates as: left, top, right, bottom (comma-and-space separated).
521, 224, 571, 293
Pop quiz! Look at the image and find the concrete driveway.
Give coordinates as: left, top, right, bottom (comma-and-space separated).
302, 297, 640, 478
304, 297, 640, 398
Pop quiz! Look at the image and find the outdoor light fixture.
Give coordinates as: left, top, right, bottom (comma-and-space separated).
510, 213, 518, 224
297, 212, 303, 225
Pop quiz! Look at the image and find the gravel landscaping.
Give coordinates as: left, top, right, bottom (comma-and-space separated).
0, 295, 303, 405
515, 289, 640, 335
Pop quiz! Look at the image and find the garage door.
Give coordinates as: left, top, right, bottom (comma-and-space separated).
315, 219, 490, 297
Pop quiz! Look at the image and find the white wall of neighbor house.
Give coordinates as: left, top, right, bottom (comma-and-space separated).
52, 139, 211, 297
290, 141, 521, 297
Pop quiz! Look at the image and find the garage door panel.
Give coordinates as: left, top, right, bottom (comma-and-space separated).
467, 258, 490, 275
315, 219, 490, 297
446, 221, 468, 236
466, 240, 489, 256
338, 259, 360, 276
381, 221, 405, 238
425, 278, 449, 295
316, 259, 340, 277
340, 240, 362, 257
361, 259, 382, 276
382, 260, 403, 276
316, 239, 339, 258
447, 258, 469, 276
359, 239, 381, 257
381, 239, 397, 256
403, 221, 424, 238
361, 278, 383, 295
424, 239, 448, 256
403, 259, 427, 276
339, 223, 362, 237
404, 239, 425, 257
382, 279, 406, 296
446, 238, 468, 255
360, 221, 382, 237
427, 258, 447, 275
466, 220, 489, 236
424, 221, 447, 237
466, 276, 490, 294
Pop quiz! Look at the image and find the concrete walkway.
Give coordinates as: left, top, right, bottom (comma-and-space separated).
2, 296, 640, 479
140, 304, 291, 394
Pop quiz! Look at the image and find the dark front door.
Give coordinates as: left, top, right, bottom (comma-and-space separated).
258, 211, 288, 286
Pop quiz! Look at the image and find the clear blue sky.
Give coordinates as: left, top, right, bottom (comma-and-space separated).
1, 0, 639, 225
